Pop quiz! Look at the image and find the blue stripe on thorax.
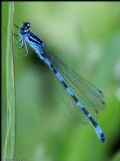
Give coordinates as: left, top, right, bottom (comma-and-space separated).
29, 31, 43, 44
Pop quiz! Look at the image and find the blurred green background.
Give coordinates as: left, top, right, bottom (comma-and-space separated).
2, 2, 120, 161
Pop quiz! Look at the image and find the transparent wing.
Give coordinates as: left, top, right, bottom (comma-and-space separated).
44, 48, 106, 124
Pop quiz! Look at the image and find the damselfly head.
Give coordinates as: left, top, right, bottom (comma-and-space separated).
20, 22, 30, 35
23, 22, 30, 30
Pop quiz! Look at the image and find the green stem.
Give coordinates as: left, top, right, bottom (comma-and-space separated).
4, 2, 16, 160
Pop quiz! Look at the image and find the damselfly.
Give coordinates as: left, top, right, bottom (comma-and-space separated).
15, 22, 106, 142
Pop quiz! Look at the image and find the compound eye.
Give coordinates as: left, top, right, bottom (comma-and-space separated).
26, 22, 30, 28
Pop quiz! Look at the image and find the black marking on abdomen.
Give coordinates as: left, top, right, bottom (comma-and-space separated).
41, 52, 45, 58
81, 107, 89, 116
88, 116, 97, 127
72, 95, 78, 103
50, 64, 57, 74
62, 81, 68, 89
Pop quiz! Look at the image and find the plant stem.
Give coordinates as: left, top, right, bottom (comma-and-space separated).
4, 2, 16, 160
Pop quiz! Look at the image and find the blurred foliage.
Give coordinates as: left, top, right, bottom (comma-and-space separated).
2, 2, 120, 161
